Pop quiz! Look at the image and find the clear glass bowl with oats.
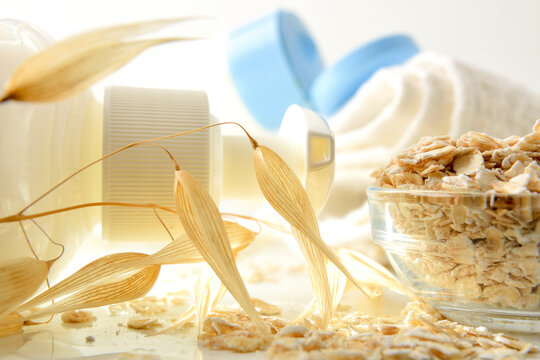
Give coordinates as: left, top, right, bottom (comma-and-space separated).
367, 126, 540, 333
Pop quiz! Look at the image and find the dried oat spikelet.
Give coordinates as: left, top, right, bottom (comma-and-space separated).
194, 267, 227, 334
18, 221, 254, 315
252, 144, 343, 327
292, 228, 333, 328
128, 221, 255, 267
1, 18, 200, 102
292, 261, 347, 324
242, 136, 334, 327
0, 314, 24, 338
0, 257, 49, 321
174, 168, 268, 336
18, 252, 147, 312
153, 266, 227, 336
252, 145, 373, 301
23, 264, 160, 320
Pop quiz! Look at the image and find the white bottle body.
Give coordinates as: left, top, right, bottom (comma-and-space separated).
0, 20, 102, 280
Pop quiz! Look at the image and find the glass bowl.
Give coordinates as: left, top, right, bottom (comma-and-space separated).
367, 186, 540, 333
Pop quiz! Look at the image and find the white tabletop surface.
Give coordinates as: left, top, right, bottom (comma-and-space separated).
1, 228, 539, 360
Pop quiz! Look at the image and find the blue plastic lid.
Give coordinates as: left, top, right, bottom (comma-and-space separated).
310, 34, 419, 117
227, 10, 323, 131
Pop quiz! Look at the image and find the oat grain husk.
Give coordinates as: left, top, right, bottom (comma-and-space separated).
0, 257, 49, 321
23, 264, 160, 320
18, 252, 147, 312
174, 169, 268, 336
292, 228, 333, 328
127, 221, 255, 267
1, 18, 200, 102
0, 314, 24, 338
194, 267, 227, 334
252, 145, 375, 310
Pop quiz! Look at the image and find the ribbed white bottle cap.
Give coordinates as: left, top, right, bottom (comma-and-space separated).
102, 86, 220, 242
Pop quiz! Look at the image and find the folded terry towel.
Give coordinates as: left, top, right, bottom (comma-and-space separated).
320, 52, 540, 261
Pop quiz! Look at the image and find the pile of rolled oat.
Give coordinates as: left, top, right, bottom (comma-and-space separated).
373, 123, 540, 310
198, 300, 537, 359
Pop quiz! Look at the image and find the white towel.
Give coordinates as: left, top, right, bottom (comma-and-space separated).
320, 52, 540, 261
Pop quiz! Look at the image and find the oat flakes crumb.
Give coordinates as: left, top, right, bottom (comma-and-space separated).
85, 335, 95, 343
128, 299, 167, 315
252, 298, 281, 316
61, 310, 95, 324
127, 318, 161, 330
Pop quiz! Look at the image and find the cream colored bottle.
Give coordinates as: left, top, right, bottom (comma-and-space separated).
0, 19, 102, 280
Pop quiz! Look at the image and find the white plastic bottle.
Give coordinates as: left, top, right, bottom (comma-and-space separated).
0, 19, 102, 280
0, 19, 334, 279
101, 86, 334, 242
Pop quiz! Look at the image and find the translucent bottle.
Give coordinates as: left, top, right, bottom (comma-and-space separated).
0, 19, 334, 279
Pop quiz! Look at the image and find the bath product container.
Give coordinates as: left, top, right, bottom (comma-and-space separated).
0, 19, 334, 279
166, 9, 324, 132
170, 11, 418, 130
311, 34, 419, 117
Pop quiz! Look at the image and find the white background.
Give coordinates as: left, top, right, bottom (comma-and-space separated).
4, 0, 540, 94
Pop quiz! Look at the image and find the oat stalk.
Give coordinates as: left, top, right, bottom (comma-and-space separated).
174, 167, 269, 336
292, 228, 333, 328
1, 18, 202, 103
194, 267, 227, 334
6, 122, 245, 218
252, 144, 378, 325
17, 220, 255, 313
0, 122, 258, 329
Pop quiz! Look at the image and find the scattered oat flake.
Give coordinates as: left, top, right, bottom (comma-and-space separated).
127, 318, 162, 330
252, 298, 281, 316
128, 301, 167, 315
196, 300, 537, 359
85, 335, 95, 343
166, 289, 191, 297
108, 303, 127, 314
169, 297, 186, 305
288, 264, 306, 274
61, 310, 95, 323
246, 268, 277, 283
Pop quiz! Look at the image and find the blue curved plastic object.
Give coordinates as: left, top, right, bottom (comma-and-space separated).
227, 10, 323, 130
310, 34, 419, 117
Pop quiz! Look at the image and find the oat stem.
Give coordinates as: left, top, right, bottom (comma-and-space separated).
153, 207, 175, 242
18, 221, 39, 260
17, 122, 255, 216
0, 202, 175, 224
30, 219, 65, 262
